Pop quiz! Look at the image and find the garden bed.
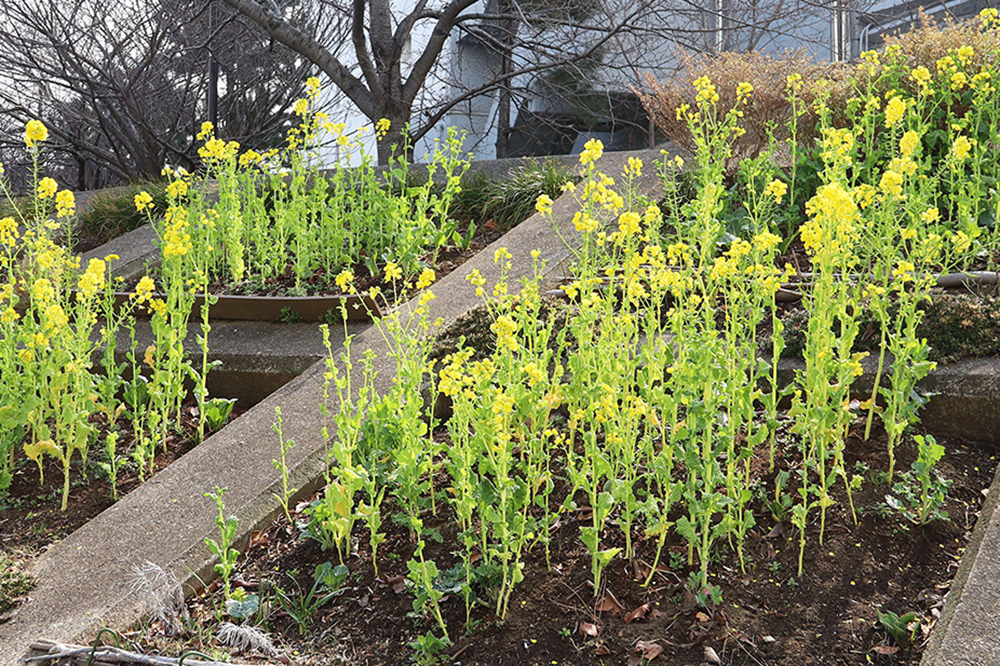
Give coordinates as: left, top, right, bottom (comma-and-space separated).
0, 401, 243, 615
154, 424, 994, 666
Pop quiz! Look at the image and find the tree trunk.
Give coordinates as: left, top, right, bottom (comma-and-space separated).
376, 120, 408, 166
494, 0, 517, 159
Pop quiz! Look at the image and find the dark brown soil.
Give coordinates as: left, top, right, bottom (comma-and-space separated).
0, 404, 240, 566
149, 420, 997, 666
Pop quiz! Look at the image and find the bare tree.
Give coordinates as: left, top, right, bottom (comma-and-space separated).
0, 0, 321, 188
218, 0, 861, 163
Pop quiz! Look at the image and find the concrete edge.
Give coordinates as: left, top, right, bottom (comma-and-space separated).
920, 458, 1000, 666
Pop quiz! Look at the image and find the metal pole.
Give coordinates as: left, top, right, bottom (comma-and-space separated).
207, 0, 219, 127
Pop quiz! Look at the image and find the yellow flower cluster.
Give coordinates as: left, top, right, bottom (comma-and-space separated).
763, 179, 787, 203
694, 76, 720, 105
376, 118, 391, 139
307, 76, 321, 99
624, 157, 643, 178
819, 128, 854, 165
37, 177, 57, 199
535, 193, 553, 216
239, 150, 262, 167
77, 258, 106, 298
384, 261, 402, 282
884, 96, 906, 127
416, 268, 436, 290
134, 191, 154, 212
910, 66, 932, 93
579, 138, 604, 166
801, 182, 860, 258
163, 207, 191, 258
55, 189, 75, 218
920, 207, 940, 223
335, 269, 354, 291
617, 211, 641, 237
198, 133, 240, 162
491, 314, 519, 353
952, 135, 973, 160
899, 130, 919, 159
25, 120, 48, 148
581, 172, 623, 212
879, 170, 904, 198
0, 216, 18, 247
132, 276, 156, 306
31, 278, 55, 303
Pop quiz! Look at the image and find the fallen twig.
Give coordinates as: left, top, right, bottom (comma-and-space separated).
24, 640, 255, 666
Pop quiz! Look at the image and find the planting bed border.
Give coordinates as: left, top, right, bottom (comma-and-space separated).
76, 147, 601, 324
1, 147, 998, 666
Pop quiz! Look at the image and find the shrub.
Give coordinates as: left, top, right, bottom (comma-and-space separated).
636, 51, 843, 164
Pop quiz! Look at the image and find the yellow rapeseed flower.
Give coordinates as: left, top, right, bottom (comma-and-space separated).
879, 170, 904, 197
133, 275, 156, 304
535, 193, 553, 216
55, 190, 75, 218
0, 216, 18, 247
384, 262, 402, 282
197, 121, 214, 141
952, 135, 973, 160
899, 130, 919, 159
693, 76, 719, 105
134, 191, 154, 212
78, 258, 106, 298
910, 66, 931, 90
37, 177, 58, 199
31, 278, 55, 303
375, 118, 391, 138
335, 269, 354, 291
618, 211, 641, 237
625, 156, 643, 178
578, 138, 604, 166
416, 268, 436, 290
763, 179, 787, 203
165, 179, 188, 200
24, 120, 48, 147
884, 96, 906, 127
307, 76, 321, 97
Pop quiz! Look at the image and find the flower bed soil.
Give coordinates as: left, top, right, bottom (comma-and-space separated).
137, 421, 997, 666
0, 403, 243, 613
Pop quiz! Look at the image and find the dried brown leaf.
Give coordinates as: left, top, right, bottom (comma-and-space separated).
625, 604, 651, 624
595, 590, 623, 615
